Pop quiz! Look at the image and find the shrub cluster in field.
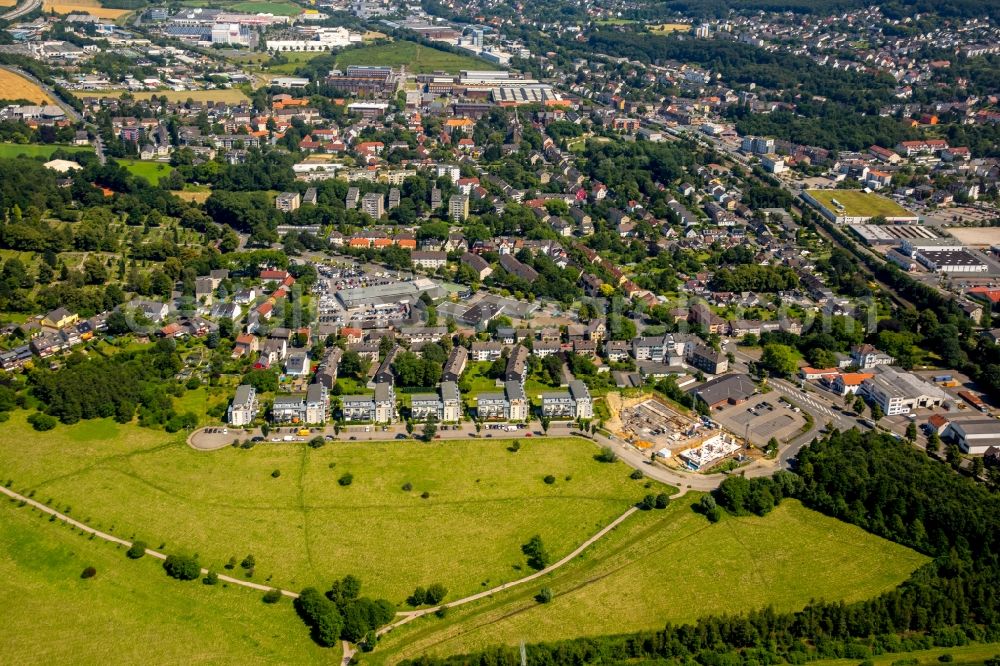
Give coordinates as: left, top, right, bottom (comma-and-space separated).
407, 583, 448, 607
294, 575, 394, 650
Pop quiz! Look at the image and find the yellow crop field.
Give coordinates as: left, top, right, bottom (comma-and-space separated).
74, 89, 250, 103
0, 70, 52, 104
650, 22, 691, 33
42, 0, 130, 18
0, 0, 18, 7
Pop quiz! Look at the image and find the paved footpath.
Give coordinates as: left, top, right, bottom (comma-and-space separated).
0, 484, 299, 598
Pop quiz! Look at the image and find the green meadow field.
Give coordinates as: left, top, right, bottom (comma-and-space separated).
0, 412, 657, 601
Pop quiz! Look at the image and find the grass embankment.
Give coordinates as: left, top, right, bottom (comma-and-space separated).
811, 643, 1000, 666
371, 497, 927, 663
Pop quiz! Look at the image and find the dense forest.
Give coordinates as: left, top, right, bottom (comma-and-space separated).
728, 105, 918, 153
400, 429, 1000, 666
28, 339, 197, 430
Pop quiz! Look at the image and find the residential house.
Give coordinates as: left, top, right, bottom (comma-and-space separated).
442, 346, 468, 382
689, 344, 728, 375
228, 384, 259, 426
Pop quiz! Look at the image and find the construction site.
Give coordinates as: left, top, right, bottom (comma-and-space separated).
607, 392, 755, 472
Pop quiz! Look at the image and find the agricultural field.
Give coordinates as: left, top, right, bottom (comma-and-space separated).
41, 0, 130, 18
805, 189, 916, 219
116, 160, 175, 185
0, 500, 331, 665
334, 41, 500, 74
373, 498, 927, 663
0, 412, 658, 602
0, 143, 93, 159
649, 22, 692, 32
0, 69, 52, 104
72, 89, 250, 103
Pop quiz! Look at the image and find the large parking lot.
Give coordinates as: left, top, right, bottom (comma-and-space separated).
712, 394, 806, 446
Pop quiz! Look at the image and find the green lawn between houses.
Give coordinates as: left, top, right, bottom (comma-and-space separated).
0, 500, 332, 665
370, 497, 927, 664
0, 411, 658, 601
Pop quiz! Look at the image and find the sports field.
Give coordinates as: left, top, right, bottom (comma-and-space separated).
373, 497, 927, 663
73, 89, 250, 103
0, 412, 657, 601
117, 160, 174, 184
334, 41, 500, 74
0, 500, 330, 664
229, 0, 301, 16
0, 69, 52, 104
805, 189, 914, 219
0, 143, 93, 159
42, 0, 129, 18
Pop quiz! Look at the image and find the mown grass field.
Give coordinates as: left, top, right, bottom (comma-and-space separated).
334, 41, 499, 74
806, 189, 915, 219
0, 143, 93, 159
172, 385, 231, 425
371, 497, 927, 664
0, 499, 331, 665
0, 69, 52, 104
0, 412, 657, 602
116, 160, 174, 184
